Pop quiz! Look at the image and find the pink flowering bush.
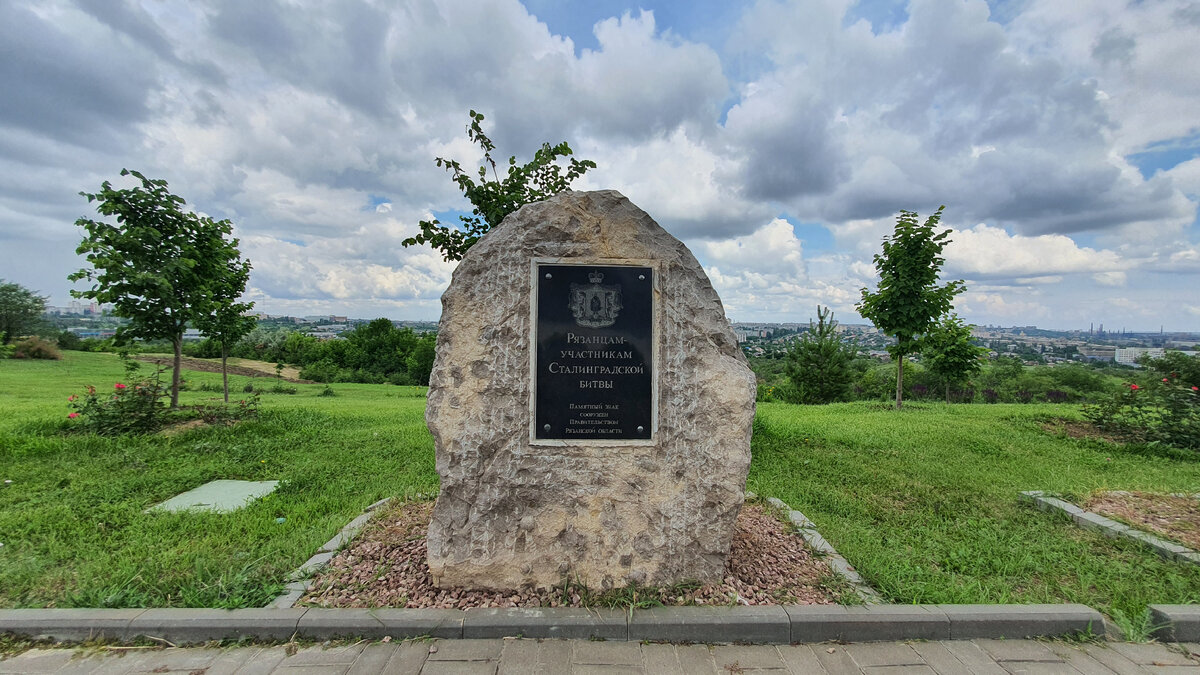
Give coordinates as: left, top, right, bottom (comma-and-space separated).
1083, 373, 1199, 451
67, 364, 169, 435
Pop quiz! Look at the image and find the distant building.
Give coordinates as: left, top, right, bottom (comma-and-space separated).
1078, 345, 1116, 361
1115, 347, 1165, 367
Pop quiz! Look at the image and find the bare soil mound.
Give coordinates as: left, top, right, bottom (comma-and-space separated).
135, 355, 313, 383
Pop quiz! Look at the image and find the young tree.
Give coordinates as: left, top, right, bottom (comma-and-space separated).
402, 110, 597, 261
922, 313, 986, 402
192, 233, 255, 402
857, 206, 964, 409
784, 305, 857, 404
70, 169, 248, 408
0, 280, 47, 344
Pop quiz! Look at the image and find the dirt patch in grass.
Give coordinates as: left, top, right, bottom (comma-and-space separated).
301, 501, 842, 609
1040, 418, 1127, 444
135, 356, 313, 383
1085, 491, 1200, 551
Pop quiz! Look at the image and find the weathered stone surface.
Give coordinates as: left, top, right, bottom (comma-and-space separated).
425, 190, 755, 591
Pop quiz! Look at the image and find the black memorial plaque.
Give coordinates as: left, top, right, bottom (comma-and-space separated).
535, 264, 654, 440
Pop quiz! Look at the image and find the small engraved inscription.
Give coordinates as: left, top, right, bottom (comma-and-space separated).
535, 264, 653, 440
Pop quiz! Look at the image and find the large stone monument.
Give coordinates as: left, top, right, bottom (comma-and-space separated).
425, 190, 755, 591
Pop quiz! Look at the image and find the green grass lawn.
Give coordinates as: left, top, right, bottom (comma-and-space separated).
2, 352, 1198, 617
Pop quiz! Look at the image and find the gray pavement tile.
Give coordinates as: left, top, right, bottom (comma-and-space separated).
131, 647, 221, 671
940, 641, 1007, 675
284, 644, 365, 667
425, 639, 502, 662
572, 641, 641, 666
497, 639, 538, 675
535, 640, 573, 675
202, 648, 261, 675
710, 645, 787, 670
0, 648, 77, 674
776, 644, 824, 674
1044, 643, 1123, 675
1078, 645, 1144, 675
234, 645, 291, 675
910, 642, 973, 675
674, 645, 717, 675
1109, 642, 1195, 666
379, 642, 430, 675
973, 640, 1064, 663
569, 667, 642, 675
639, 644, 684, 675
848, 643, 924, 667
53, 654, 139, 675
346, 644, 399, 675
814, 646, 860, 675
271, 666, 350, 675
64, 650, 160, 675
862, 667, 937, 675
997, 663, 1084, 674
420, 661, 496, 675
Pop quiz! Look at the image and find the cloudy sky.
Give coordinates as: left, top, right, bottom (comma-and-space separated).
2, 0, 1199, 331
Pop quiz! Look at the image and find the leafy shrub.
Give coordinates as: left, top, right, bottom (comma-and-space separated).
0, 342, 13, 359
1083, 376, 1199, 450
56, 330, 83, 351
982, 388, 999, 403
190, 393, 260, 426
318, 385, 337, 397
11, 336, 61, 360
67, 367, 170, 435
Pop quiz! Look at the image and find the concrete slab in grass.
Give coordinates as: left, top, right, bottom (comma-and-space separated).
371, 608, 464, 639
937, 604, 1104, 639
0, 608, 143, 642
461, 607, 627, 640
147, 480, 279, 513
628, 606, 790, 644
127, 608, 304, 643
785, 605, 949, 643
1150, 604, 1200, 642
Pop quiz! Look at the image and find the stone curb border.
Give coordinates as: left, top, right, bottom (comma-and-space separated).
1019, 491, 1200, 566
0, 604, 1104, 646
754, 493, 884, 604
1150, 605, 1200, 642
267, 497, 397, 609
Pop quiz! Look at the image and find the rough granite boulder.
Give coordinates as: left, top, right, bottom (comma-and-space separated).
425, 190, 755, 591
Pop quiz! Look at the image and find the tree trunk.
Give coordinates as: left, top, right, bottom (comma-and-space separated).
946, 382, 951, 404
895, 354, 904, 410
222, 343, 230, 404
171, 333, 183, 409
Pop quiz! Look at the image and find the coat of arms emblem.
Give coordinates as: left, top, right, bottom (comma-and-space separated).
569, 271, 623, 328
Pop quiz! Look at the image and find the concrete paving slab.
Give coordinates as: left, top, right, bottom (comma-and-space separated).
370, 608, 463, 640
939, 640, 1007, 675
786, 604, 950, 642
147, 480, 279, 513
127, 608, 304, 644
344, 643, 398, 675
380, 641, 430, 673
776, 644, 823, 674
1108, 641, 1196, 666
283, 644, 365, 667
814, 645, 861, 675
861, 667, 936, 674
1078, 644, 1145, 675
461, 607, 627, 640
0, 648, 76, 674
674, 644, 718, 675
909, 641, 973, 675
627, 606, 789, 644
572, 641, 642, 666
203, 647, 262, 675
847, 643, 925, 667
569, 666, 642, 675
1044, 643, 1122, 675
0, 609, 143, 642
973, 639, 1063, 663
234, 645, 291, 675
420, 660, 497, 674
639, 644, 684, 675
128, 647, 221, 672
993, 663, 1081, 674
535, 640, 574, 674
710, 644, 786, 670
938, 604, 1103, 639
425, 638, 503, 661
497, 639, 539, 675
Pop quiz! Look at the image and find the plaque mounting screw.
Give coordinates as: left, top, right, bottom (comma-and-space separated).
637, 426, 644, 433
638, 274, 645, 280
543, 424, 551, 432
545, 273, 552, 279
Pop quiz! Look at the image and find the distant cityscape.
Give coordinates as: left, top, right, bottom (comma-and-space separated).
44, 303, 1200, 367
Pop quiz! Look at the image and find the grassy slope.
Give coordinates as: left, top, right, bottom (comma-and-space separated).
2, 353, 1198, 615
750, 401, 1200, 617
0, 352, 434, 608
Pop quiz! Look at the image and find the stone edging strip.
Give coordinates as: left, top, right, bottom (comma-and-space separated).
755, 493, 885, 604
1150, 604, 1200, 642
0, 604, 1104, 646
1019, 491, 1200, 566
267, 497, 397, 609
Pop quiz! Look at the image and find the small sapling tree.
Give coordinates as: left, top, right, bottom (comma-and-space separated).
857, 206, 964, 409
922, 313, 986, 402
402, 110, 597, 261
785, 305, 857, 404
192, 233, 255, 402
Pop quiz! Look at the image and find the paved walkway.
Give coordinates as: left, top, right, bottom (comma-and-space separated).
1, 638, 1198, 674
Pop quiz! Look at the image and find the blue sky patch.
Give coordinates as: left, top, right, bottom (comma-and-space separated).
1126, 132, 1200, 179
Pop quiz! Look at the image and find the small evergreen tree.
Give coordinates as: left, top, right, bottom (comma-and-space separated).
0, 280, 47, 344
857, 206, 964, 409
784, 305, 857, 404
922, 314, 986, 402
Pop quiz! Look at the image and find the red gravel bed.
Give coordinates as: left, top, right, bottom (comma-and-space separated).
1085, 491, 1200, 551
300, 501, 842, 609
